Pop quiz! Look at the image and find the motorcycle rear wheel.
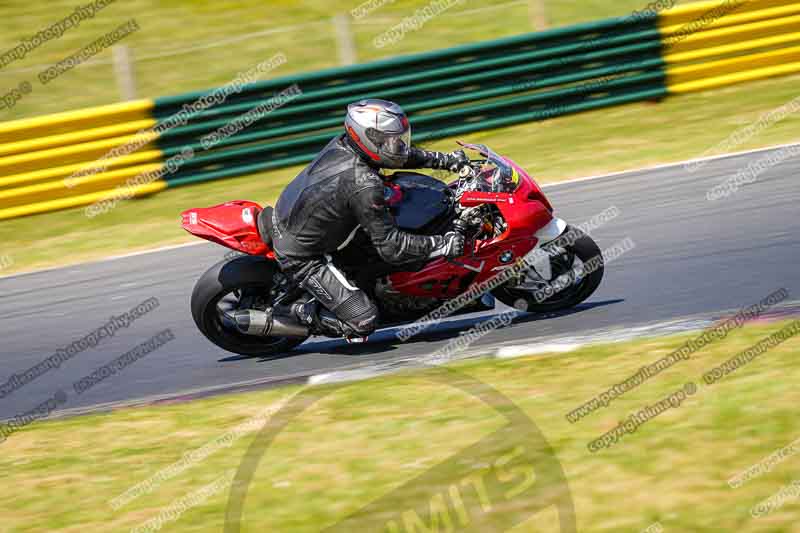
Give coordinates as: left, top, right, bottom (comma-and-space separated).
191, 256, 308, 357
492, 225, 604, 313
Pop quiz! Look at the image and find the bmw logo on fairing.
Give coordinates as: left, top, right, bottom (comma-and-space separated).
499, 251, 514, 263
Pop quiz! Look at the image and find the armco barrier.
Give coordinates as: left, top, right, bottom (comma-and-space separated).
0, 0, 798, 220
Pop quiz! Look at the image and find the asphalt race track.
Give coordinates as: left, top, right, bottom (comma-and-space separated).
1, 146, 798, 420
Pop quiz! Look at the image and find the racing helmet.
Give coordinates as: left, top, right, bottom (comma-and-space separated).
345, 99, 411, 167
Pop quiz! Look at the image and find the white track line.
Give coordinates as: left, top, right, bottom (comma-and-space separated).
307, 301, 800, 386
496, 343, 583, 359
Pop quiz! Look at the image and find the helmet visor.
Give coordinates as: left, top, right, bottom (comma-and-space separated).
365, 125, 411, 165
382, 128, 411, 158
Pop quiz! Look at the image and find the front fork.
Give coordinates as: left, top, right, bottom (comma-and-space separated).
524, 217, 569, 282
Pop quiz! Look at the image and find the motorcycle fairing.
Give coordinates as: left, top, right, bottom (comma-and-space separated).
388, 184, 555, 299
181, 200, 274, 257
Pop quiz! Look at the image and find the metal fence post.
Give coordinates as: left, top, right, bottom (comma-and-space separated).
112, 44, 137, 101
333, 13, 358, 66
529, 0, 548, 30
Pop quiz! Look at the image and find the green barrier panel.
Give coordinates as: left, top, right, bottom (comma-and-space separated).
165, 79, 667, 180
165, 84, 667, 189
152, 13, 657, 114
146, 11, 665, 188
158, 50, 663, 141
163, 130, 334, 160
160, 68, 665, 170
166, 153, 318, 187
158, 40, 664, 142
153, 26, 662, 128
157, 56, 664, 155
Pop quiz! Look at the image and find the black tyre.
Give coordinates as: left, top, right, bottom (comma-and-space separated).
191, 256, 308, 357
493, 225, 604, 313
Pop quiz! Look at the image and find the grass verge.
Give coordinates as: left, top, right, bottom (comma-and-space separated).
2, 319, 798, 532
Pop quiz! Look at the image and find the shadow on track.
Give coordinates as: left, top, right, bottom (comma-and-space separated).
216, 298, 623, 362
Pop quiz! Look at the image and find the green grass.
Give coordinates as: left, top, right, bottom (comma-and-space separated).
2, 320, 798, 532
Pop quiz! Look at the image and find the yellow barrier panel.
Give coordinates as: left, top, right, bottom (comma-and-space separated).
0, 150, 164, 190
0, 163, 166, 209
662, 12, 800, 54
0, 131, 161, 176
0, 180, 167, 221
667, 60, 800, 93
667, 44, 800, 83
659, 0, 797, 29
661, 3, 800, 40
0, 99, 154, 145
664, 31, 800, 63
0, 119, 157, 158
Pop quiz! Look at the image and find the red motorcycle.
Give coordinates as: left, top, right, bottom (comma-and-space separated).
181, 142, 604, 356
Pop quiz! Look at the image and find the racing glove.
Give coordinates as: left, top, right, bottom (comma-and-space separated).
428, 231, 465, 259
405, 147, 470, 173
445, 149, 470, 173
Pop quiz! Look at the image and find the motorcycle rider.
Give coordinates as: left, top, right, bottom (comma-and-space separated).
268, 99, 469, 340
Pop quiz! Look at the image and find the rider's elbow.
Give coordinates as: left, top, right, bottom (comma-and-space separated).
374, 231, 432, 265
375, 242, 409, 265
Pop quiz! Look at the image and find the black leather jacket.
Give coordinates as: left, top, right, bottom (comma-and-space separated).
272, 134, 460, 264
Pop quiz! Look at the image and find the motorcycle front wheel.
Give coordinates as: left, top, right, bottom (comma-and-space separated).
492, 225, 604, 313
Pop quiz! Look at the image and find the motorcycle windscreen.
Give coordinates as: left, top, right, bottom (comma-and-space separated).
389, 172, 454, 232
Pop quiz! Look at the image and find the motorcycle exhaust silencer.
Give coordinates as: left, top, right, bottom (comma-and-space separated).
232, 309, 309, 338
